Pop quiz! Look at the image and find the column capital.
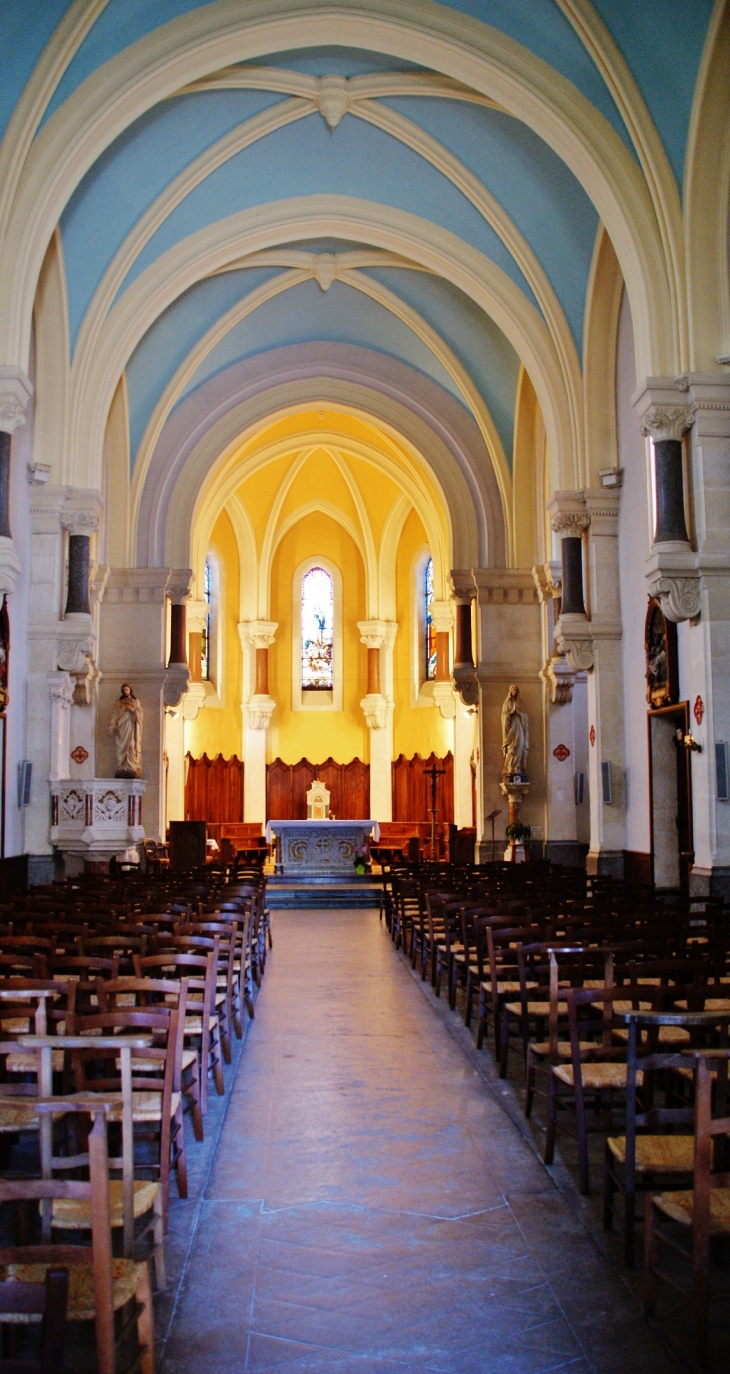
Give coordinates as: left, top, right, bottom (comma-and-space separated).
430, 600, 454, 634
165, 568, 194, 604
357, 618, 387, 650
584, 487, 621, 533
633, 377, 698, 440
360, 693, 390, 729
0, 367, 32, 434
47, 670, 74, 708
60, 490, 103, 537
238, 619, 277, 650
187, 599, 208, 635
547, 490, 590, 537
449, 569, 476, 602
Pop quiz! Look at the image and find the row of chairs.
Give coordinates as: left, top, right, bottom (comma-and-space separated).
380, 858, 730, 1368
0, 856, 270, 1372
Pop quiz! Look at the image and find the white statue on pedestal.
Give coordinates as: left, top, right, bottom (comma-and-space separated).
501, 683, 529, 779
107, 683, 144, 778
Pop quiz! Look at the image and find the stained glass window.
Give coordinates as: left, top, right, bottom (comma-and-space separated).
425, 556, 436, 681
301, 566, 334, 691
201, 557, 212, 682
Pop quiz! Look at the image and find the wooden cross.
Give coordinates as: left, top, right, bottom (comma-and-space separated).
423, 762, 447, 860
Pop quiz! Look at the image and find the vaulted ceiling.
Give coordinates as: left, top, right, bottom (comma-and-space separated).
1, 1, 721, 570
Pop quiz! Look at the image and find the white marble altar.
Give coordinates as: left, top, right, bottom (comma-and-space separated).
265, 819, 379, 875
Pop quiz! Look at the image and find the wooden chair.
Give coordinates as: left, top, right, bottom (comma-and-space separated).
0, 1266, 68, 1374
134, 950, 222, 1112
544, 984, 663, 1194
645, 1049, 730, 1368
0, 1101, 154, 1374
602, 1008, 728, 1267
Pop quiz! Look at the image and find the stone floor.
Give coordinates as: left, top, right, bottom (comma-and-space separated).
156, 911, 692, 1374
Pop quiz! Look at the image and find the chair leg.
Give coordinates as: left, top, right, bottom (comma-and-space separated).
602, 1146, 615, 1232
476, 989, 487, 1051
624, 1189, 636, 1269
173, 1106, 188, 1199
211, 1024, 225, 1096
644, 1196, 658, 1316
498, 1010, 511, 1078
525, 1052, 536, 1118
187, 1056, 204, 1142
152, 1189, 166, 1291
544, 1073, 558, 1165
134, 1262, 155, 1374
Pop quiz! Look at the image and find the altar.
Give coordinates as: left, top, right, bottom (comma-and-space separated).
264, 820, 380, 876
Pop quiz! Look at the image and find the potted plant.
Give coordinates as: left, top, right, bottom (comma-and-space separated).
504, 821, 531, 863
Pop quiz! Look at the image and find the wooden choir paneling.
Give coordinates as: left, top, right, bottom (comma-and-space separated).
392, 752, 454, 824
184, 753, 243, 823
266, 757, 370, 820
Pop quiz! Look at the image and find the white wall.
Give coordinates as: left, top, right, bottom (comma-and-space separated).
616, 288, 651, 853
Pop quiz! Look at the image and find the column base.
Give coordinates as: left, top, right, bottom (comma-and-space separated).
586, 848, 624, 879
689, 865, 730, 898
544, 840, 585, 868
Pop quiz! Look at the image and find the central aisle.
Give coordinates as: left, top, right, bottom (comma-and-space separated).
160, 911, 676, 1374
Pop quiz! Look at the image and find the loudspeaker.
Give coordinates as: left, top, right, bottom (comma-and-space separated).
716, 741, 729, 801
601, 760, 613, 805
17, 760, 32, 807
574, 771, 585, 805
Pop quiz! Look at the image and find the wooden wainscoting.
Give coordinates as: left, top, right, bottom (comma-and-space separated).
392, 752, 454, 824
184, 753, 244, 822
266, 757, 370, 820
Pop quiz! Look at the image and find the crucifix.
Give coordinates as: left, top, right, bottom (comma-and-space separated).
423, 761, 446, 860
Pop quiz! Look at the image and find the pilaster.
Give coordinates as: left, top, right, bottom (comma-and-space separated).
357, 619, 396, 821
0, 368, 32, 598
533, 561, 579, 861
583, 487, 625, 876
239, 620, 278, 825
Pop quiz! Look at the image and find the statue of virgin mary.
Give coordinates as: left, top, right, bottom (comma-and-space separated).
501, 683, 529, 779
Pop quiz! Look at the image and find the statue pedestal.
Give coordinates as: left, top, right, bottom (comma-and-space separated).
500, 778, 530, 862
50, 778, 146, 870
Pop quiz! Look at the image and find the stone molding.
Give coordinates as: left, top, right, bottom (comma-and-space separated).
0, 367, 33, 434
472, 568, 538, 605
360, 692, 389, 729
449, 569, 477, 603
554, 610, 594, 673
583, 487, 621, 530
0, 535, 21, 595
632, 376, 700, 434
245, 693, 276, 730
163, 662, 190, 709
532, 561, 561, 603
547, 490, 591, 538
105, 569, 171, 604
645, 553, 701, 623
238, 619, 278, 651
89, 562, 109, 608
432, 679, 457, 719
186, 599, 208, 635
453, 663, 479, 707
639, 405, 696, 442
541, 656, 575, 705
180, 680, 207, 722
50, 777, 146, 859
47, 670, 74, 709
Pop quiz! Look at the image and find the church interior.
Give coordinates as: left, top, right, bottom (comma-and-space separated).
0, 2, 729, 1370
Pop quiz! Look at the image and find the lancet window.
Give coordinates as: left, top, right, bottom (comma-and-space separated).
424, 556, 436, 681
301, 566, 334, 691
200, 557, 212, 682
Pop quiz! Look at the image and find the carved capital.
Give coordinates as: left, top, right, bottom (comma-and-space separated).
357, 619, 387, 650
647, 571, 701, 623
187, 599, 208, 635
430, 600, 454, 635
554, 613, 594, 673
640, 404, 696, 442
432, 679, 457, 719
0, 368, 33, 434
532, 562, 562, 603
181, 681, 207, 722
449, 569, 476, 604
57, 635, 99, 704
60, 490, 103, 537
238, 619, 277, 651
551, 511, 590, 537
360, 692, 388, 729
165, 568, 193, 604
0, 536, 21, 595
245, 693, 275, 730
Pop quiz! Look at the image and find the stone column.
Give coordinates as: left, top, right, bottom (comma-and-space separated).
667, 374, 730, 894
186, 600, 207, 681
239, 621, 277, 825
633, 382, 700, 623
471, 570, 543, 861
47, 673, 74, 780
0, 370, 32, 599
533, 561, 580, 864
97, 569, 172, 840
358, 620, 395, 821
583, 488, 625, 876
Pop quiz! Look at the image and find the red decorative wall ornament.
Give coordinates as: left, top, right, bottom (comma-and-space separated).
70, 745, 89, 765
553, 743, 570, 762
589, 725, 596, 747
693, 695, 705, 726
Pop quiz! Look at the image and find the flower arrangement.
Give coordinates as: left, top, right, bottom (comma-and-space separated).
353, 843, 370, 874
505, 821, 531, 844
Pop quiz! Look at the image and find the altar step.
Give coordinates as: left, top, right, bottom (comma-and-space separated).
266, 875, 382, 909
